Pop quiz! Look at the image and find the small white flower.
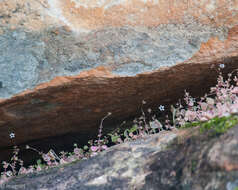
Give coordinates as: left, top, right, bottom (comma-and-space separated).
159, 105, 165, 111
219, 64, 225, 69
9, 132, 15, 139
6, 171, 12, 177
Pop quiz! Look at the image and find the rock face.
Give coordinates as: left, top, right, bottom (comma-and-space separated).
0, 0, 238, 160
2, 125, 238, 190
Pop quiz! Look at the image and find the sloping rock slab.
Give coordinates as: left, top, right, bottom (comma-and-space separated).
0, 0, 238, 155
2, 126, 238, 190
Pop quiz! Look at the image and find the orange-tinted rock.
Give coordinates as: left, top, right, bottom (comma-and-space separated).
0, 0, 238, 162
54, 0, 238, 30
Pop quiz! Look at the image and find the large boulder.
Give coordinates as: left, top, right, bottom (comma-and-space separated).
2, 124, 238, 190
0, 0, 238, 160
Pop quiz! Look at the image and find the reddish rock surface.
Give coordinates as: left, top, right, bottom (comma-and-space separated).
0, 0, 238, 162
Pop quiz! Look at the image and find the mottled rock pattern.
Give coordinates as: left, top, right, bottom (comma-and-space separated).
2, 126, 238, 190
0, 0, 238, 162
0, 24, 227, 98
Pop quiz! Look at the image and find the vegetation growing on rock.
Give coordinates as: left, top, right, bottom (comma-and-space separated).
182, 115, 238, 136
1, 67, 238, 186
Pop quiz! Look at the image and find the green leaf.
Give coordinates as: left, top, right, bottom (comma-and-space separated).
111, 135, 119, 143
83, 145, 89, 150
129, 125, 138, 133
36, 159, 42, 165
124, 129, 130, 139
108, 133, 120, 143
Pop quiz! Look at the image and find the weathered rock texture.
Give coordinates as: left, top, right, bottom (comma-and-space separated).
0, 0, 238, 160
2, 125, 238, 190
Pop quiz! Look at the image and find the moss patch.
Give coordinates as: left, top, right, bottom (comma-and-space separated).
181, 115, 238, 137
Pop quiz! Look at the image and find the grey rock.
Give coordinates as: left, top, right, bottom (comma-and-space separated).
0, 22, 228, 98
2, 126, 238, 190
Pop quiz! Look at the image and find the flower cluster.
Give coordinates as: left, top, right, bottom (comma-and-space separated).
174, 71, 238, 126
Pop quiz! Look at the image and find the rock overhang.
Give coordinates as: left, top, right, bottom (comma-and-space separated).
0, 0, 238, 160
